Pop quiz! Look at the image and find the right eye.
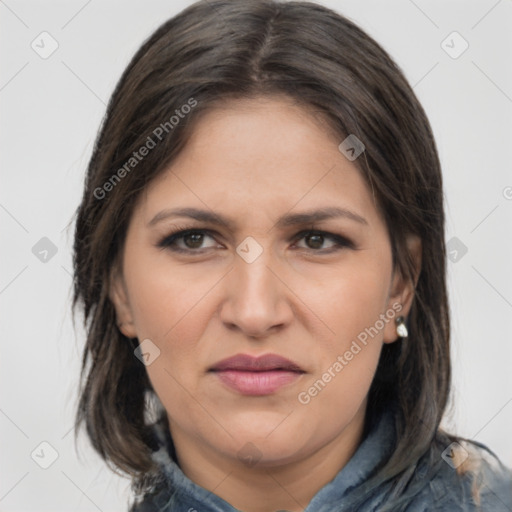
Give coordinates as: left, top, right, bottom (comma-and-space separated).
157, 228, 222, 253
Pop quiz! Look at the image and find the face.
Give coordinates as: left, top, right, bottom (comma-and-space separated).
110, 96, 419, 470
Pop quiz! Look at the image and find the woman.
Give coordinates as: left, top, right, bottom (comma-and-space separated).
72, 0, 512, 510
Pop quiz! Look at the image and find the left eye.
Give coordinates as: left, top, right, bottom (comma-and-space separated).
291, 230, 354, 251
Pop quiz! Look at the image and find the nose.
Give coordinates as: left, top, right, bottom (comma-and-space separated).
219, 244, 293, 339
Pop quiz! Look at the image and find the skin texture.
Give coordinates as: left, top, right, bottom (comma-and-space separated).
110, 96, 421, 512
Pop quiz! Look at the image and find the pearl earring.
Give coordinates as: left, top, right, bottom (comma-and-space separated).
396, 316, 408, 338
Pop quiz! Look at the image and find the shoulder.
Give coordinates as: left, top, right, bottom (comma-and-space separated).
129, 481, 175, 512
408, 438, 512, 511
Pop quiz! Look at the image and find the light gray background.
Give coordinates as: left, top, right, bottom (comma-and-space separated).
1, 0, 511, 510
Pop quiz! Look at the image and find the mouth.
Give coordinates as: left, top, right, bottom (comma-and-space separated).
208, 353, 305, 395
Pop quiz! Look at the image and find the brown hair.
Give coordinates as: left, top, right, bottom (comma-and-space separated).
72, 0, 452, 505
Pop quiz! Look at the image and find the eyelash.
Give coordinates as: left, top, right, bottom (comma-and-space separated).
156, 224, 355, 254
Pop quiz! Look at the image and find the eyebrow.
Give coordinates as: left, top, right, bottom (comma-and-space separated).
147, 206, 368, 229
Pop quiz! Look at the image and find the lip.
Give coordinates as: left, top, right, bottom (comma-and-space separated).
210, 353, 304, 372
209, 353, 305, 396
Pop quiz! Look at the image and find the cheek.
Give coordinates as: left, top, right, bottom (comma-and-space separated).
121, 243, 222, 413
295, 263, 390, 432
124, 244, 219, 342
125, 258, 214, 421
298, 253, 392, 352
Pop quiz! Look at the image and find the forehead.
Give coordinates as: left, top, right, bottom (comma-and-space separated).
134, 96, 381, 229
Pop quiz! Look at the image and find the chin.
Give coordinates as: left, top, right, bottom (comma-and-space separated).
226, 436, 309, 469
215, 421, 311, 466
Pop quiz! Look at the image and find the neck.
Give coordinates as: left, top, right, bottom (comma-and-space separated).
170, 406, 366, 512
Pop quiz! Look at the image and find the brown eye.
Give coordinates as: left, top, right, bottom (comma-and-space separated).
157, 229, 219, 253
183, 233, 205, 249
294, 230, 353, 252
304, 234, 325, 250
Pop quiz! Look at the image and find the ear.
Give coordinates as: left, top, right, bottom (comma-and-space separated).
109, 265, 137, 339
383, 234, 422, 344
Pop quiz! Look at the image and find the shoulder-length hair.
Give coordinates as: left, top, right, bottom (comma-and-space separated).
72, 0, 451, 503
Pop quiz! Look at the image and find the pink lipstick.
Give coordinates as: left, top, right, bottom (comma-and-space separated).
209, 353, 305, 395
